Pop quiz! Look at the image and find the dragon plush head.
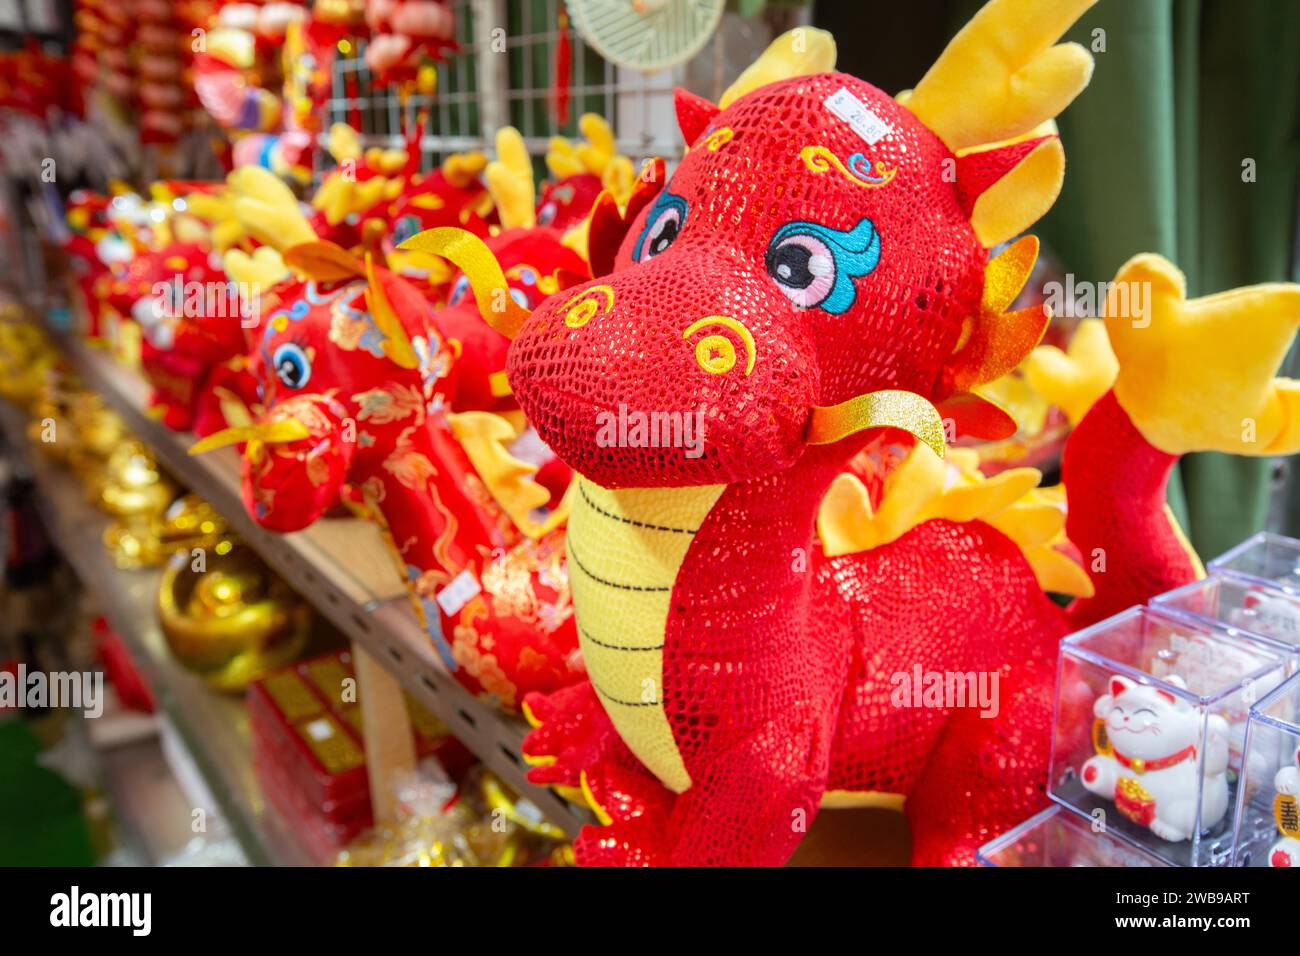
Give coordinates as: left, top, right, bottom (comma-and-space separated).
193, 160, 587, 710
493, 0, 1095, 489
384, 150, 495, 294
397, 126, 593, 412
199, 242, 441, 533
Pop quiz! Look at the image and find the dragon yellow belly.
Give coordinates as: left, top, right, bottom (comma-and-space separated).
566, 478, 724, 794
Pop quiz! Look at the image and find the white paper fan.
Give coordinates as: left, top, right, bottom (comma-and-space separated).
567, 0, 726, 73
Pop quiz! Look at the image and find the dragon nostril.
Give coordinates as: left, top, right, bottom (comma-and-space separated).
683, 315, 756, 377
695, 336, 737, 375
561, 284, 616, 328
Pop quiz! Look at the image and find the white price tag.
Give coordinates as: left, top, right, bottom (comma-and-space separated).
436, 569, 482, 617
824, 88, 892, 145
305, 718, 334, 741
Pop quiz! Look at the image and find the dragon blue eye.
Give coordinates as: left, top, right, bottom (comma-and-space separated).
391, 214, 421, 246
634, 192, 688, 262
765, 218, 881, 315
272, 342, 311, 390
449, 275, 470, 306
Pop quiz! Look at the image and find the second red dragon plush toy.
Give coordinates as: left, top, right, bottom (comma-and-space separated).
191, 137, 592, 713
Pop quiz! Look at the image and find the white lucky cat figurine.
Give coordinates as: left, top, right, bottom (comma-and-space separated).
1269, 745, 1300, 867
1081, 675, 1230, 842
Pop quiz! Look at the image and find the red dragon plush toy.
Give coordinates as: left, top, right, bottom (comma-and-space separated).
400, 0, 1300, 866
99, 185, 259, 436
536, 114, 635, 234
192, 149, 593, 712
384, 148, 495, 298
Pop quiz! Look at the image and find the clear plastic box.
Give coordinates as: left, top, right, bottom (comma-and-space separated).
1231, 672, 1300, 867
1051, 606, 1287, 866
1209, 531, 1300, 594
1153, 574, 1300, 674
978, 805, 1170, 867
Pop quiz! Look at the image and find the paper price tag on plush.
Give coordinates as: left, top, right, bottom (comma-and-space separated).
437, 569, 483, 617
824, 88, 892, 145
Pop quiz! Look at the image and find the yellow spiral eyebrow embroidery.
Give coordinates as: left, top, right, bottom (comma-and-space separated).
704, 128, 734, 151
799, 145, 898, 188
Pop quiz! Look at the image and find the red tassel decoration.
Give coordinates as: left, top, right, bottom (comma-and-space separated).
554, 4, 573, 126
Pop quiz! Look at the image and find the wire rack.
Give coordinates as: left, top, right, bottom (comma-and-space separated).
324, 0, 690, 178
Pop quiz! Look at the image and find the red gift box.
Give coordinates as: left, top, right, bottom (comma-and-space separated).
248, 650, 472, 861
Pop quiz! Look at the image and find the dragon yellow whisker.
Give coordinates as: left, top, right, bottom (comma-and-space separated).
188, 419, 312, 456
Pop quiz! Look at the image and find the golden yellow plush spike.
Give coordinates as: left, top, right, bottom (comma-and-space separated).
720, 27, 837, 108
601, 156, 635, 206
816, 445, 1093, 598
906, 0, 1097, 151
227, 166, 317, 251
443, 151, 488, 189
574, 113, 616, 176
446, 411, 571, 538
486, 127, 537, 230
185, 192, 244, 253
546, 137, 585, 179
223, 246, 291, 290
312, 175, 364, 226
327, 123, 363, 163
364, 146, 409, 176
1021, 318, 1118, 426
1104, 255, 1300, 456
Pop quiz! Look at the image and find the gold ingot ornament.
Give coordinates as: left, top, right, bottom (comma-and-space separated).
158, 540, 310, 692
104, 493, 227, 570
98, 441, 176, 518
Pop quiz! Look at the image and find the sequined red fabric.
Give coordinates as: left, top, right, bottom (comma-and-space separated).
1062, 390, 1195, 627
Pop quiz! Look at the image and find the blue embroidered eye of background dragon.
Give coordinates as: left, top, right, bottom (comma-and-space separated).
634, 191, 689, 262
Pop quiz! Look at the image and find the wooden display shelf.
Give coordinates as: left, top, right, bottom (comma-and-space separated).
35, 333, 591, 844
0, 400, 312, 864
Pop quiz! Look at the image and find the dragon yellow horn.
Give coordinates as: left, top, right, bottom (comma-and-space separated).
721, 27, 837, 109
906, 0, 1096, 151
228, 166, 317, 251
188, 419, 311, 456
399, 228, 532, 339
486, 126, 537, 230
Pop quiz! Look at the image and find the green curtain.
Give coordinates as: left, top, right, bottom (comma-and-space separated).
1036, 0, 1300, 560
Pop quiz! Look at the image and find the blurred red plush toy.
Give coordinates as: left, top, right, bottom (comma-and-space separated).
364, 0, 456, 87
192, 155, 591, 711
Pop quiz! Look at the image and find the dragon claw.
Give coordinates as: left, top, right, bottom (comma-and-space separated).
521, 681, 679, 852
520, 682, 620, 790
1105, 254, 1300, 456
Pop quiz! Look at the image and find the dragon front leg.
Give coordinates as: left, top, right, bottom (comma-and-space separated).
523, 683, 838, 865
906, 663, 1057, 866
522, 682, 679, 865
